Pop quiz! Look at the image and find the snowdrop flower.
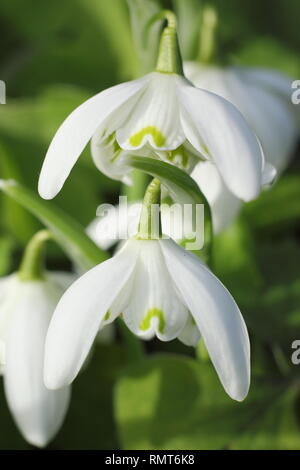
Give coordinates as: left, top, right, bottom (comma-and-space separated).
44, 236, 250, 401
0, 231, 72, 447
0, 273, 72, 447
39, 15, 264, 203
184, 62, 298, 173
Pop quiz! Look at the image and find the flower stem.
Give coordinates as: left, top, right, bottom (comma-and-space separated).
155, 10, 183, 75
118, 319, 145, 362
18, 229, 52, 281
137, 178, 162, 240
197, 5, 218, 64
122, 170, 149, 202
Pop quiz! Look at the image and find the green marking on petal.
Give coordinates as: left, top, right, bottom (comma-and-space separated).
129, 126, 166, 147
166, 145, 189, 168
104, 310, 111, 321
140, 308, 165, 334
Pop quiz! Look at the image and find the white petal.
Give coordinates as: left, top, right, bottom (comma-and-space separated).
179, 83, 264, 201
161, 239, 250, 401
44, 241, 139, 389
177, 314, 201, 347
116, 72, 186, 151
121, 240, 188, 341
240, 67, 293, 99
4, 280, 70, 447
185, 64, 297, 173
229, 69, 297, 173
0, 275, 20, 373
87, 202, 142, 250
191, 161, 242, 234
262, 162, 277, 187
91, 132, 133, 184
38, 77, 147, 199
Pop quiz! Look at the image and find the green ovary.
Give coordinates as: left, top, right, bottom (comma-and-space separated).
129, 126, 166, 147
140, 308, 165, 334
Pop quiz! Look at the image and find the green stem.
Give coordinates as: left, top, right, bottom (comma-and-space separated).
121, 170, 149, 202
198, 5, 218, 64
137, 178, 162, 239
118, 319, 145, 362
18, 230, 52, 281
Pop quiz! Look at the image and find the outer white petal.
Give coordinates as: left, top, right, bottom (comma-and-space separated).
240, 67, 293, 99
192, 161, 242, 234
121, 240, 188, 341
161, 239, 250, 401
4, 280, 70, 448
44, 241, 139, 389
185, 63, 297, 173
262, 162, 277, 187
0, 275, 16, 373
116, 72, 185, 151
178, 82, 264, 201
229, 69, 297, 173
38, 77, 148, 199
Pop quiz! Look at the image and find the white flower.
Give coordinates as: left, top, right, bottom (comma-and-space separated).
44, 239, 250, 401
0, 272, 73, 448
184, 63, 298, 173
38, 70, 264, 203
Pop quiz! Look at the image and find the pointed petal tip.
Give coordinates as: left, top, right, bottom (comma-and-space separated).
227, 381, 250, 402
43, 366, 72, 391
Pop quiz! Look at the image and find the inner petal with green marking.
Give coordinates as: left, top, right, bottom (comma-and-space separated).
140, 308, 165, 334
129, 126, 166, 148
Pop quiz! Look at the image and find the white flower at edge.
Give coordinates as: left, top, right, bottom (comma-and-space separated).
184, 62, 299, 173
44, 238, 250, 402
38, 70, 265, 203
0, 272, 73, 448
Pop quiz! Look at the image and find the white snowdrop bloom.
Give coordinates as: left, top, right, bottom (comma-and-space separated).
0, 272, 73, 447
44, 238, 250, 401
38, 29, 265, 203
184, 62, 298, 173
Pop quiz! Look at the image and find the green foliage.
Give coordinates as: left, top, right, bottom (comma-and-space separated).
115, 355, 300, 450
0, 0, 300, 451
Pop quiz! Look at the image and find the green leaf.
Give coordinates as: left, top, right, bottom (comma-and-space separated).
0, 142, 40, 243
213, 218, 263, 306
115, 354, 300, 450
77, 0, 139, 79
244, 173, 300, 235
173, 0, 202, 60
0, 236, 14, 276
127, 0, 162, 74
0, 180, 108, 270
49, 343, 127, 450
128, 156, 213, 263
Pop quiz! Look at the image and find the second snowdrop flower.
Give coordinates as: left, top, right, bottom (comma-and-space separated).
39, 13, 264, 203
45, 180, 250, 402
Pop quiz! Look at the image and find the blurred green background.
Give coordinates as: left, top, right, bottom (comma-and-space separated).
0, 0, 300, 450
